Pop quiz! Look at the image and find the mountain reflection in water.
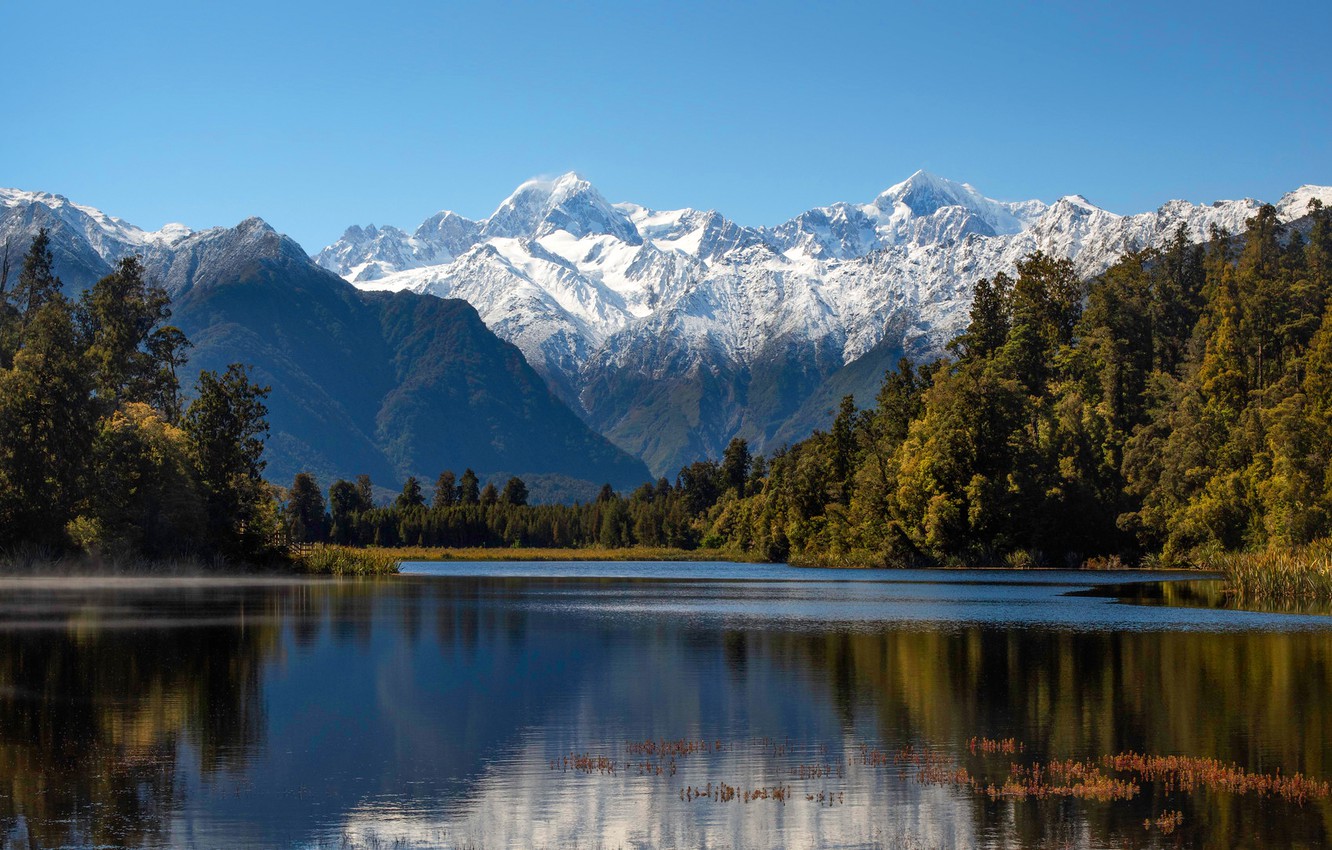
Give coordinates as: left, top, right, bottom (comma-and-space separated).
0, 567, 1328, 849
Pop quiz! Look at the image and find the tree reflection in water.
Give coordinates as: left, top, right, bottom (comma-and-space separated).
0, 573, 1327, 849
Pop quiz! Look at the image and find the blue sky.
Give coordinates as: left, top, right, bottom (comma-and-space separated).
4, 0, 1328, 252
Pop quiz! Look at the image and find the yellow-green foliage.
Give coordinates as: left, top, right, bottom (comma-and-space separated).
1211, 539, 1332, 602
294, 544, 401, 575
74, 402, 206, 556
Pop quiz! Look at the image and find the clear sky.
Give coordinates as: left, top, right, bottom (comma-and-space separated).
4, 0, 1328, 252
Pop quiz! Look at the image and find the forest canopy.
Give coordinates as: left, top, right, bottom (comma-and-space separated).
0, 229, 276, 561
285, 202, 1332, 568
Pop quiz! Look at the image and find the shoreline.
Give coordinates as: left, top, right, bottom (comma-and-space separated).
375, 545, 762, 563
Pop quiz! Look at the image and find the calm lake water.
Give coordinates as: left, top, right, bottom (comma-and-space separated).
1, 562, 1330, 849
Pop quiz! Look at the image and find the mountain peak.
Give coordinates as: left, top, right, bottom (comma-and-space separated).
483, 172, 640, 244
1276, 185, 1332, 221
236, 216, 276, 235
1053, 194, 1104, 212
878, 170, 982, 214
873, 171, 1031, 238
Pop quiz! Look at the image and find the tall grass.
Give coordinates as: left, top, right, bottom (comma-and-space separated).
293, 545, 401, 576
381, 545, 760, 563
1209, 539, 1332, 602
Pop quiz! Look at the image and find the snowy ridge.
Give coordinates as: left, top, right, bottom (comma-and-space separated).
318, 173, 1330, 396
314, 173, 1331, 472
0, 187, 193, 258
3, 174, 1327, 476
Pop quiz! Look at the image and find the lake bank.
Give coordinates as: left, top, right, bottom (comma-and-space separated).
358, 544, 760, 563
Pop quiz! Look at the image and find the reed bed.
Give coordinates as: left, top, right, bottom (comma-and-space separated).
1209, 539, 1332, 602
379, 545, 760, 563
293, 545, 402, 576
680, 782, 792, 804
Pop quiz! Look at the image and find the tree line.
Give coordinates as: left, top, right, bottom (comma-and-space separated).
280, 202, 1332, 567
281, 467, 716, 549
702, 201, 1332, 566
0, 229, 275, 561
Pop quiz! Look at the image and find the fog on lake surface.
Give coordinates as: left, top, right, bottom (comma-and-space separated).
0, 563, 1329, 849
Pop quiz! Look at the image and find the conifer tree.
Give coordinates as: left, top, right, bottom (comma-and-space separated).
355, 474, 375, 511
396, 476, 425, 510
459, 469, 480, 505
328, 479, 360, 544
285, 473, 326, 543
479, 481, 498, 506
184, 364, 272, 556
0, 295, 97, 545
501, 477, 529, 506
434, 470, 458, 508
11, 228, 61, 330
80, 256, 172, 408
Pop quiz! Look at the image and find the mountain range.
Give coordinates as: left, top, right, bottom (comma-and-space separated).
2, 174, 1328, 494
315, 173, 1332, 474
0, 191, 651, 501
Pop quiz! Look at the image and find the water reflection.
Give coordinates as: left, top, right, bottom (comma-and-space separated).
0, 570, 1327, 849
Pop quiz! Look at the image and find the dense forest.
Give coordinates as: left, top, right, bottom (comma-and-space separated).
296, 201, 1332, 567
0, 229, 276, 561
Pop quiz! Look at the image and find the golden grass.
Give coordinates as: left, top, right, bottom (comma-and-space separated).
372, 545, 762, 563
293, 545, 402, 576
1208, 539, 1332, 602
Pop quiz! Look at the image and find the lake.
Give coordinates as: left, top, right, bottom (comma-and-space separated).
0, 562, 1329, 849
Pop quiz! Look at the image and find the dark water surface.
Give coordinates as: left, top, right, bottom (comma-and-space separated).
1, 563, 1330, 849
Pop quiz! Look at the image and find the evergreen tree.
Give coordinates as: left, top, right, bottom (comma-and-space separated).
355, 474, 375, 510
183, 364, 272, 557
285, 473, 326, 543
433, 470, 458, 508
501, 477, 529, 506
146, 326, 192, 423
0, 295, 97, 546
395, 476, 425, 510
828, 396, 859, 503
80, 256, 172, 408
328, 479, 360, 544
950, 273, 1012, 361
10, 229, 61, 330
458, 468, 480, 505
479, 481, 498, 506
720, 437, 751, 498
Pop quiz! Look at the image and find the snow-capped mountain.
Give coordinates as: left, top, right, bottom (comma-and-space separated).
0, 188, 194, 292
315, 172, 1332, 475
5, 174, 1328, 480
0, 190, 652, 498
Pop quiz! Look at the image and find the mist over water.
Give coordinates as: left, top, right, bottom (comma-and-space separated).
0, 564, 1329, 849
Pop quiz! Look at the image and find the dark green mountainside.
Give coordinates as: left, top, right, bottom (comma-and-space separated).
163, 218, 650, 500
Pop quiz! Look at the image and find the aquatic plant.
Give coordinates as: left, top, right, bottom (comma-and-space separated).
1104, 752, 1331, 803
1208, 539, 1332, 602
680, 782, 791, 804
967, 736, 1024, 755
392, 545, 761, 563
1144, 810, 1185, 835
293, 545, 401, 575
